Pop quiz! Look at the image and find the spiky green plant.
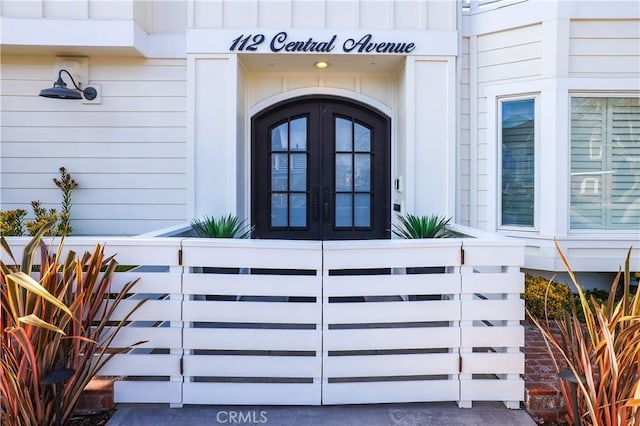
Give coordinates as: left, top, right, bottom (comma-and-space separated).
529, 242, 640, 425
0, 220, 144, 425
391, 213, 452, 239
191, 214, 254, 238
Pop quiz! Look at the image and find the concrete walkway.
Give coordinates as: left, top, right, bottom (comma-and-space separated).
107, 402, 537, 426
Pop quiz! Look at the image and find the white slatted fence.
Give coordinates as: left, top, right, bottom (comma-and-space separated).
2, 231, 524, 408
180, 239, 323, 405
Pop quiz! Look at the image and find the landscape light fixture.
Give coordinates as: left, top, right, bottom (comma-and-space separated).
39, 69, 97, 100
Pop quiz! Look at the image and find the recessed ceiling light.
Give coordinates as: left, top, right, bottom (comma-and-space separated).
314, 61, 329, 69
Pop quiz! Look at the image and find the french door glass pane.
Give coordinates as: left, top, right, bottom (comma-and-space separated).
354, 123, 371, 151
271, 194, 287, 227
270, 116, 308, 228
354, 154, 371, 191
335, 154, 353, 191
290, 154, 306, 191
334, 117, 374, 229
354, 194, 371, 227
335, 117, 352, 151
290, 194, 307, 226
290, 117, 307, 150
271, 154, 288, 191
271, 122, 288, 151
335, 194, 353, 227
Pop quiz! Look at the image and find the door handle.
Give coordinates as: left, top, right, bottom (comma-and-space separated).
323, 188, 330, 221
312, 188, 319, 221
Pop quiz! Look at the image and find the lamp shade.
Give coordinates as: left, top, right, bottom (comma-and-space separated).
39, 84, 83, 100
39, 69, 97, 100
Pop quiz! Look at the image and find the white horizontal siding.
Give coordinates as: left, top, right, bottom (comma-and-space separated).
0, 56, 187, 235
477, 24, 542, 83
570, 20, 640, 75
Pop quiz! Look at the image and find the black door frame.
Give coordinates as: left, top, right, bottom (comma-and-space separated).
251, 95, 391, 240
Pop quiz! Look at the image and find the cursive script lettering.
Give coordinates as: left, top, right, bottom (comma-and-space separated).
343, 34, 415, 54
228, 32, 416, 54
270, 32, 336, 53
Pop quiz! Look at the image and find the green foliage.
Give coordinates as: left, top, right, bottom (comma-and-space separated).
0, 221, 143, 425
391, 213, 452, 239
1, 167, 78, 237
524, 274, 572, 319
53, 166, 78, 235
0, 209, 27, 236
191, 214, 254, 238
25, 200, 58, 236
529, 243, 640, 425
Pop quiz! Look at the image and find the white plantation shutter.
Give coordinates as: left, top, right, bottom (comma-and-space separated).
570, 97, 640, 230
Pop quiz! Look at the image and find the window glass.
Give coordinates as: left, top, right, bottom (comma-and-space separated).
269, 116, 308, 228
500, 98, 535, 227
570, 97, 640, 230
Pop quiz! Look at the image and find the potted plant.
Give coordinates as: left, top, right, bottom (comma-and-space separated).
390, 213, 452, 239
191, 214, 253, 239
191, 214, 253, 277
391, 213, 452, 275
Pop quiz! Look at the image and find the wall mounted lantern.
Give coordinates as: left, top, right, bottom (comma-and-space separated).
39, 69, 97, 100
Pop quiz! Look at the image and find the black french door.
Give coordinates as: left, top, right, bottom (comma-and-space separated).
251, 96, 390, 240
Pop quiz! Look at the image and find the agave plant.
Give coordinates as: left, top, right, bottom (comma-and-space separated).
0, 220, 143, 425
529, 241, 640, 426
191, 214, 254, 238
391, 213, 452, 239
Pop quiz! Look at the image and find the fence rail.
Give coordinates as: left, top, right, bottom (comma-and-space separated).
2, 232, 525, 408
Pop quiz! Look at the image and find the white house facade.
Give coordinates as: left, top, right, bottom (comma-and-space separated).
1, 0, 639, 274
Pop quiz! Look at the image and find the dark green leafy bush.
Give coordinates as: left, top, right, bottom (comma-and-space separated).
524, 274, 571, 319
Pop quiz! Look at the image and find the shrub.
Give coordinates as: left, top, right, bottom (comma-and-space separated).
530, 242, 640, 425
0, 221, 144, 425
0, 209, 27, 236
391, 213, 452, 239
1, 167, 78, 237
191, 214, 254, 238
524, 274, 571, 319
24, 200, 58, 236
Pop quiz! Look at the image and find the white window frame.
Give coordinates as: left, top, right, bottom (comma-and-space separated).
497, 94, 540, 232
567, 92, 640, 234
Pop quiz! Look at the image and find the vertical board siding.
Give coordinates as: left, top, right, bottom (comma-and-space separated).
569, 20, 640, 75
460, 37, 471, 226
0, 57, 187, 235
190, 0, 455, 31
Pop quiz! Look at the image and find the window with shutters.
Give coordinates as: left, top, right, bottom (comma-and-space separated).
499, 97, 536, 228
570, 97, 640, 230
